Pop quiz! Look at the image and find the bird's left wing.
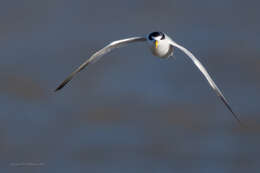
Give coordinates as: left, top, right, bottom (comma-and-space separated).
55, 37, 146, 91
167, 36, 242, 125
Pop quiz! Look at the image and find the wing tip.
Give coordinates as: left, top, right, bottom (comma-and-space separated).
54, 78, 71, 92
54, 85, 63, 92
219, 96, 246, 127
54, 83, 65, 92
233, 113, 244, 127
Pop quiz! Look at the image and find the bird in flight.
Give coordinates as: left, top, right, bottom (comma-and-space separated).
55, 31, 242, 125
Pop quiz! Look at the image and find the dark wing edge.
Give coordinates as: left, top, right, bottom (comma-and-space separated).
54, 37, 146, 92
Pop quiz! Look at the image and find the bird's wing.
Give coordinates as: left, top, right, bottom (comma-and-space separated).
55, 37, 146, 91
167, 37, 242, 125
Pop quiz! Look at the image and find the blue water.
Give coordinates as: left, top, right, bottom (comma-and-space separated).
1, 0, 260, 172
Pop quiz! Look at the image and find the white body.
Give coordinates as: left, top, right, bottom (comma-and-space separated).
147, 34, 173, 58
149, 40, 173, 58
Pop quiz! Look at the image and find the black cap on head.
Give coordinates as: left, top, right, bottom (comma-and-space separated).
148, 32, 165, 40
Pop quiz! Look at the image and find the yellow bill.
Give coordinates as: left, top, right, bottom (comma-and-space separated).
155, 40, 158, 48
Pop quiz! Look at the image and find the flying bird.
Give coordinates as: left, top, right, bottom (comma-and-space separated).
55, 31, 242, 125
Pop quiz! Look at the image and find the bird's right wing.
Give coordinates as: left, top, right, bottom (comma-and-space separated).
55, 37, 146, 91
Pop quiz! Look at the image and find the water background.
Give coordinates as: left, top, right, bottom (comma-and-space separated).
1, 0, 260, 172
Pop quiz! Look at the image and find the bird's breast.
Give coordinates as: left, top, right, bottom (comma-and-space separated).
150, 43, 173, 58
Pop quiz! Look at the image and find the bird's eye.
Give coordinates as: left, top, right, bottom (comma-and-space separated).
148, 34, 153, 40
160, 33, 165, 40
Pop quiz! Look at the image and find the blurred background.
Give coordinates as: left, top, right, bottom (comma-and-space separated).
1, 0, 260, 172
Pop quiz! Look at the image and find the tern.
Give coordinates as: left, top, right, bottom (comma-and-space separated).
55, 31, 242, 125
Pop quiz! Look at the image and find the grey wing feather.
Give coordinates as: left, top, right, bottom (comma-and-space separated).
55, 37, 146, 91
167, 37, 242, 125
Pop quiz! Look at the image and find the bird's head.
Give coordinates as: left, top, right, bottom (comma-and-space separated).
147, 31, 165, 48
